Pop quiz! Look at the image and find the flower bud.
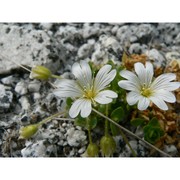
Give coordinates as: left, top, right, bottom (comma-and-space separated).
100, 135, 116, 157
19, 124, 39, 139
87, 143, 99, 157
30, 65, 52, 80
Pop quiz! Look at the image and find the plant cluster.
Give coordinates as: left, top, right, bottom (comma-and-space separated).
19, 53, 180, 157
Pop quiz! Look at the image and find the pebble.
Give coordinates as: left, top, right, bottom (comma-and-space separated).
15, 81, 28, 95
135, 126, 144, 138
145, 48, 166, 67
19, 96, 30, 110
0, 84, 13, 110
21, 140, 47, 157
33, 92, 41, 101
165, 51, 180, 62
66, 127, 87, 147
1, 75, 17, 85
78, 146, 86, 154
129, 43, 147, 54
163, 145, 178, 156
28, 80, 41, 92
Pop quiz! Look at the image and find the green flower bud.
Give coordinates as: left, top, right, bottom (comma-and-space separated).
100, 135, 116, 157
87, 143, 99, 157
30, 65, 52, 80
19, 124, 39, 139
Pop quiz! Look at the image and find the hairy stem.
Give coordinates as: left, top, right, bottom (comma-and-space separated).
37, 111, 66, 126
51, 74, 62, 80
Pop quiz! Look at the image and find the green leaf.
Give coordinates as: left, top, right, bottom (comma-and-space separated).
110, 123, 120, 136
87, 117, 98, 130
66, 97, 73, 108
110, 107, 125, 122
74, 116, 98, 130
74, 116, 86, 128
143, 125, 164, 144
130, 118, 146, 127
148, 117, 160, 127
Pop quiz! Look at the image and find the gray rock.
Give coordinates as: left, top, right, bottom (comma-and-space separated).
124, 140, 138, 156
78, 146, 86, 154
0, 24, 61, 75
77, 39, 95, 59
145, 49, 166, 67
82, 23, 100, 38
66, 127, 87, 147
165, 52, 180, 62
163, 145, 178, 156
21, 140, 47, 157
1, 75, 18, 85
135, 126, 144, 138
19, 96, 30, 111
0, 84, 13, 111
136, 24, 155, 39
129, 43, 148, 54
15, 81, 28, 95
28, 80, 41, 92
33, 92, 41, 101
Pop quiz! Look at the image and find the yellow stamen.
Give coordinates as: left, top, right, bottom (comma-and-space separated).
140, 87, 152, 97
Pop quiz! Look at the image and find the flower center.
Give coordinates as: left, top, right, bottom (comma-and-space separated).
84, 89, 96, 99
140, 87, 152, 97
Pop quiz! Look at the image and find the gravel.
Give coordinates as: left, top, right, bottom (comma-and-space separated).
0, 23, 180, 157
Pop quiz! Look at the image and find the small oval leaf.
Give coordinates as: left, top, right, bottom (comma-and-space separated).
110, 107, 125, 122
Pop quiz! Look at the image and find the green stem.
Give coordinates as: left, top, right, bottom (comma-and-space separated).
105, 119, 109, 137
88, 128, 92, 144
51, 74, 62, 80
118, 128, 137, 157
105, 105, 109, 136
92, 108, 171, 157
37, 111, 66, 127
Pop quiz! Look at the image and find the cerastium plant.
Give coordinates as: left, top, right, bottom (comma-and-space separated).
3, 53, 179, 157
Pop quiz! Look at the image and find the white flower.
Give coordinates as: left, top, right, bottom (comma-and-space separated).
54, 61, 117, 118
118, 62, 180, 111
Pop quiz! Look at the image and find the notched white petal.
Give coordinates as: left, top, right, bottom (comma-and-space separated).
137, 97, 150, 110
94, 65, 116, 91
53, 79, 82, 98
94, 90, 117, 104
120, 70, 141, 86
149, 96, 168, 110
69, 99, 92, 118
145, 62, 154, 86
155, 90, 176, 103
134, 62, 146, 84
126, 92, 141, 105
151, 73, 177, 90
72, 61, 92, 88
118, 80, 139, 91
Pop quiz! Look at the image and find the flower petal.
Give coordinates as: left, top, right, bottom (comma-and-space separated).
69, 98, 92, 118
94, 90, 117, 104
134, 62, 146, 85
151, 73, 178, 90
149, 96, 168, 110
54, 79, 83, 98
126, 92, 141, 105
72, 61, 92, 89
118, 80, 140, 92
120, 70, 141, 89
94, 65, 116, 91
153, 90, 176, 103
145, 62, 154, 86
137, 96, 150, 110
